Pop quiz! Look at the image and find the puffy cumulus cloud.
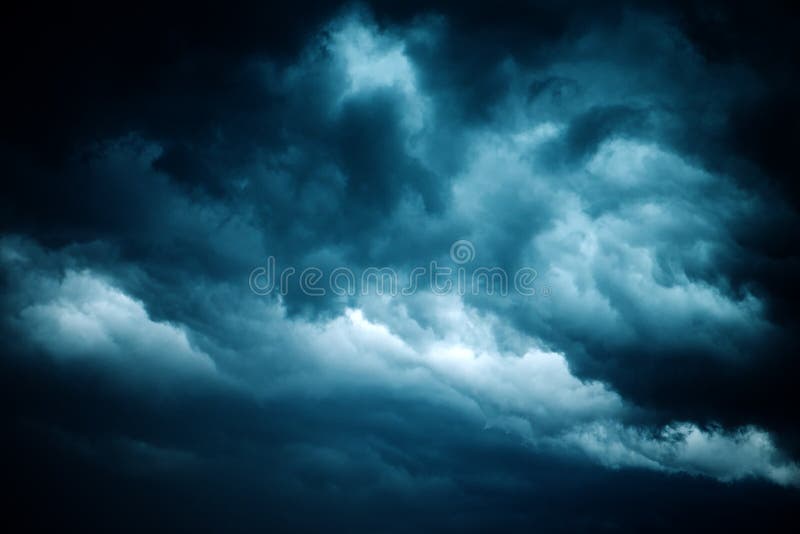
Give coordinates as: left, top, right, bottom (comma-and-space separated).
3, 237, 797, 489
1, 240, 217, 389
329, 15, 428, 131
231, 298, 800, 486
3, 0, 800, 530
18, 271, 216, 376
439, 109, 780, 425
268, 304, 624, 430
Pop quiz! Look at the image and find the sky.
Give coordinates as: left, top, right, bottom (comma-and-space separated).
2, 1, 800, 531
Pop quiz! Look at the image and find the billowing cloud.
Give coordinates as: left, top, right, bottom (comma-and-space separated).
4, 237, 797, 489
3, 1, 800, 531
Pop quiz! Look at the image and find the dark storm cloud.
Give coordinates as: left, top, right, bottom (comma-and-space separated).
2, 0, 800, 531
397, 1, 800, 451
7, 351, 797, 533
2, 255, 799, 531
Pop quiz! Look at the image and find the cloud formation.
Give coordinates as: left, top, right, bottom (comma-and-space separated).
3, 1, 800, 531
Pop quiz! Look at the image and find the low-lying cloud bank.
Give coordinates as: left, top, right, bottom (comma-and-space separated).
3, 239, 797, 487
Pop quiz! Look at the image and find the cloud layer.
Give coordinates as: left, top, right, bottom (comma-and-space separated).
3, 1, 800, 531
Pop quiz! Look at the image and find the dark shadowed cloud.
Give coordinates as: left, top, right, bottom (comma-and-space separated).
2, 1, 800, 531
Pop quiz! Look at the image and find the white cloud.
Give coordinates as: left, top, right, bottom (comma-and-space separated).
561, 422, 800, 486
213, 286, 799, 486
325, 14, 430, 133
15, 268, 216, 381
3, 234, 798, 487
